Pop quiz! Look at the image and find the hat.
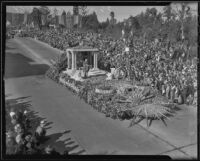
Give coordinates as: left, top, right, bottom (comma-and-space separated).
6, 131, 13, 138
40, 120, 45, 124
9, 111, 16, 118
15, 124, 21, 129
25, 134, 32, 141
45, 145, 53, 154
40, 120, 45, 127
14, 124, 23, 133
15, 134, 23, 144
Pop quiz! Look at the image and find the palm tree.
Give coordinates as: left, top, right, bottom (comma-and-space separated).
175, 3, 191, 40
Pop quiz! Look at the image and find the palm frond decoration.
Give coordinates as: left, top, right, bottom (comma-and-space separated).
129, 104, 174, 127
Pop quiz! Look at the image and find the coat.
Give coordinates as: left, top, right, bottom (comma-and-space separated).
178, 95, 183, 104
35, 126, 46, 141
166, 85, 171, 99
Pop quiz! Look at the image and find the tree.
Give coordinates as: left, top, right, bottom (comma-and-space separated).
61, 10, 67, 28
109, 11, 116, 26
99, 19, 109, 30
84, 11, 99, 32
39, 6, 50, 15
163, 5, 176, 22
145, 8, 158, 25
53, 8, 58, 17
127, 16, 141, 38
31, 7, 42, 29
73, 6, 79, 15
79, 6, 89, 28
106, 18, 109, 24
185, 15, 197, 46
137, 7, 161, 41
174, 3, 191, 40
79, 6, 88, 17
110, 11, 114, 19
39, 6, 51, 29
50, 8, 58, 25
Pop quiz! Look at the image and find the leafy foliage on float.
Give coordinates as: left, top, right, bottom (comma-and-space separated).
45, 52, 68, 81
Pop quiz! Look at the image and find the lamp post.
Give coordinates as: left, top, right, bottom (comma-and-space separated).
123, 24, 135, 82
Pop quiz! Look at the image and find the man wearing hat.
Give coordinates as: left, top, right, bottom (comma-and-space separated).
83, 59, 89, 78
9, 111, 17, 125
165, 81, 171, 99
34, 120, 46, 145
44, 145, 60, 156
181, 80, 188, 104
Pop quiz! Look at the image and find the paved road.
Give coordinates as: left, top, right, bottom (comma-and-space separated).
4, 38, 197, 158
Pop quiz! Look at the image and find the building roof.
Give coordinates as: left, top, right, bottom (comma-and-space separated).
66, 46, 99, 52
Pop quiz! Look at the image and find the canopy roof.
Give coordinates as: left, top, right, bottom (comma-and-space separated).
66, 46, 99, 52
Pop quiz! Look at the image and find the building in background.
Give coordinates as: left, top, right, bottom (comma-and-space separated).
73, 6, 81, 28
61, 11, 67, 27
58, 15, 62, 25
23, 11, 28, 25
55, 15, 59, 27
66, 11, 73, 29
65, 7, 81, 30
6, 6, 82, 29
6, 12, 24, 26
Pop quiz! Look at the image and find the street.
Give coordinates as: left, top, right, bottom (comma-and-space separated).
4, 38, 197, 158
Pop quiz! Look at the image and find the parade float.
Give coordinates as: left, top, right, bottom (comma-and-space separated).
45, 43, 176, 127
44, 24, 188, 127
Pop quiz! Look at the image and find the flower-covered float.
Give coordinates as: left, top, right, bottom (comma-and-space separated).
46, 46, 176, 128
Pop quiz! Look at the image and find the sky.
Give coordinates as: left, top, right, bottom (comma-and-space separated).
6, 3, 198, 22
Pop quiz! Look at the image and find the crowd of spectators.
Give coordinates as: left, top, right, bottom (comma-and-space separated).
21, 28, 197, 105
126, 39, 197, 105
6, 108, 68, 156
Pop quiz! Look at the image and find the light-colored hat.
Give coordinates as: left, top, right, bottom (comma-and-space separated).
6, 131, 13, 138
45, 145, 53, 153
25, 135, 32, 141
9, 111, 16, 118
40, 120, 45, 125
23, 110, 28, 114
15, 124, 23, 134
15, 124, 21, 130
15, 134, 23, 144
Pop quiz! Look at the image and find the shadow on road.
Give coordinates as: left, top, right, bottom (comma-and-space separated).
129, 104, 180, 128
6, 46, 16, 50
41, 130, 71, 154
70, 149, 86, 155
4, 52, 49, 79
5, 96, 85, 155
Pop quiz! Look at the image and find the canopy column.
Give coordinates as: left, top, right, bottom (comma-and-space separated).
67, 51, 70, 69
93, 52, 98, 69
71, 50, 75, 71
74, 52, 77, 70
